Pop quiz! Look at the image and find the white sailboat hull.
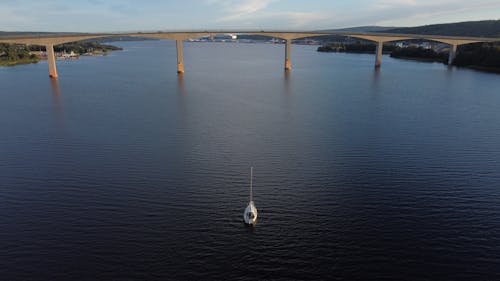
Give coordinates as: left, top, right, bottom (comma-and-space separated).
243, 201, 258, 225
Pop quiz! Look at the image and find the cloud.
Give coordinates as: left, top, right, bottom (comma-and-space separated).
230, 0, 275, 15
208, 0, 276, 21
206, 0, 327, 28
374, 0, 418, 8
254, 11, 329, 28
282, 12, 329, 28
208, 0, 500, 29
369, 0, 500, 26
1, 0, 498, 32
314, 0, 500, 28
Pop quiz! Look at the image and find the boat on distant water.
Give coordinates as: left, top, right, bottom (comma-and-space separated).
243, 167, 258, 226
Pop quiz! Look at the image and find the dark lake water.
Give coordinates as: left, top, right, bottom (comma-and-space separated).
1, 40, 500, 280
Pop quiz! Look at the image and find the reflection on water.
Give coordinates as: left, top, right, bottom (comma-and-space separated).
283, 70, 292, 96
373, 66, 381, 80
176, 73, 189, 128
50, 78, 61, 102
177, 74, 186, 96
49, 78, 65, 133
370, 67, 381, 91
282, 70, 292, 114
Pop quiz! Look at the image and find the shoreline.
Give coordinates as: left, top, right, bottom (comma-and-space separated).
1, 41, 122, 67
319, 49, 500, 74
461, 65, 500, 74
391, 55, 500, 74
0, 50, 119, 67
390, 55, 445, 63
0, 58, 38, 66
3, 43, 500, 74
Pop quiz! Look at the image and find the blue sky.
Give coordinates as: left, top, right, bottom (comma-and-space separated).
1, 0, 499, 32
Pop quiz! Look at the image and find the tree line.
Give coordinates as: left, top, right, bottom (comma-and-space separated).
318, 42, 500, 72
0, 43, 37, 66
0, 41, 122, 66
317, 42, 396, 53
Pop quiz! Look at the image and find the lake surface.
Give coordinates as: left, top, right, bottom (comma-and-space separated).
1, 40, 500, 280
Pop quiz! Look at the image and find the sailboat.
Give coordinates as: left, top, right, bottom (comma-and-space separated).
243, 167, 258, 226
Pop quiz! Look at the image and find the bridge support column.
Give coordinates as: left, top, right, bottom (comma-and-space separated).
448, 44, 457, 65
176, 39, 184, 74
285, 39, 292, 71
45, 44, 58, 78
375, 41, 383, 68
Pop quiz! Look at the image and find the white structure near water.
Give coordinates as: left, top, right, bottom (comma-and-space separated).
243, 167, 258, 226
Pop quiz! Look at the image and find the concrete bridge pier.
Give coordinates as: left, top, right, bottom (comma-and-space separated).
375, 41, 383, 68
448, 44, 458, 65
45, 44, 58, 78
284, 39, 292, 71
176, 39, 184, 74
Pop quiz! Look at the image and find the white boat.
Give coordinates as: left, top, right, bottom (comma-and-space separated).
243, 167, 258, 225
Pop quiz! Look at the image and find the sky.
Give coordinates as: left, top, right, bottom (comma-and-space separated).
0, 0, 499, 32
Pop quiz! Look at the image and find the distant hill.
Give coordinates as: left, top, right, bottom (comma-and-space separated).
307, 26, 395, 42
384, 20, 500, 37
3, 20, 500, 41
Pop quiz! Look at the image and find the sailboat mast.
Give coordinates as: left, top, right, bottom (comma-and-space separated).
250, 167, 253, 202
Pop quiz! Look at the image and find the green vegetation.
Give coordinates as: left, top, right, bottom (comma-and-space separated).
50, 42, 122, 54
318, 42, 500, 73
0, 41, 122, 66
315, 20, 500, 71
390, 47, 448, 63
454, 43, 500, 72
388, 43, 500, 71
0, 43, 38, 66
317, 42, 396, 54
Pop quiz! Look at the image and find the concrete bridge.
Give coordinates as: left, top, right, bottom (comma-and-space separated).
1, 31, 499, 78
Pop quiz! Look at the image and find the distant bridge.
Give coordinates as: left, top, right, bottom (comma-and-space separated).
1, 31, 499, 78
